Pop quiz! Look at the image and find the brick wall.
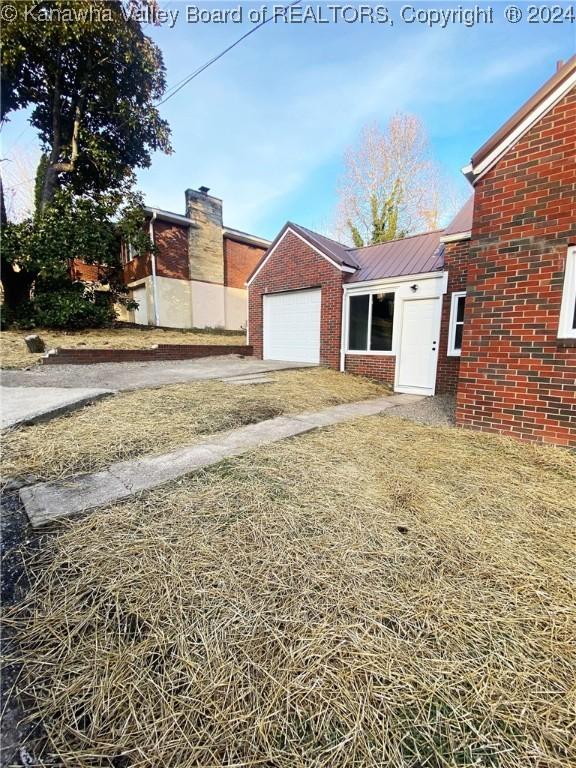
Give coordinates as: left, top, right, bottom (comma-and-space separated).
456, 88, 576, 447
123, 253, 151, 284
224, 237, 267, 289
121, 221, 189, 284
155, 221, 190, 280
69, 259, 102, 282
44, 344, 252, 365
344, 354, 395, 385
248, 230, 344, 368
436, 238, 471, 395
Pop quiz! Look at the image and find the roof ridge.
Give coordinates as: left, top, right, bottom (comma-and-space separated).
288, 222, 360, 269
292, 222, 348, 248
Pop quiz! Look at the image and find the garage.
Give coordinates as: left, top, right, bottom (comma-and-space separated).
263, 288, 321, 363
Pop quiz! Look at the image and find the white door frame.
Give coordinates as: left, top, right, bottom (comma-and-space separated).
342, 272, 447, 395
394, 295, 442, 396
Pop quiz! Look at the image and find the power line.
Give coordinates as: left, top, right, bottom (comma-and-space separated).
157, 0, 302, 107
1, 1, 302, 189
2, 176, 35, 191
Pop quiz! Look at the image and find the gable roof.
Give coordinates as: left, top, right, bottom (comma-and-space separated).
440, 197, 474, 242
346, 230, 444, 283
289, 222, 361, 269
246, 222, 359, 285
246, 221, 445, 286
464, 56, 576, 183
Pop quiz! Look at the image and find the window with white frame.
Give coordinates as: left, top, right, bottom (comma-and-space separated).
448, 291, 466, 356
122, 241, 137, 265
558, 246, 576, 339
347, 292, 395, 352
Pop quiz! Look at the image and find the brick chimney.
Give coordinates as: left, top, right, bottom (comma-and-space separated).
185, 187, 224, 284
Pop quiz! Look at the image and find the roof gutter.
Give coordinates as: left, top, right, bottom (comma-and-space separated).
144, 207, 196, 227
343, 270, 445, 291
440, 231, 471, 244
462, 65, 576, 185
223, 228, 270, 249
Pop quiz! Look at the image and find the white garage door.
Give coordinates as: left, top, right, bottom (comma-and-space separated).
263, 289, 321, 363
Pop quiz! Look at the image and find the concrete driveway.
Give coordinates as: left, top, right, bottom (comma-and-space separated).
1, 357, 314, 429
1, 356, 314, 393
1, 386, 114, 430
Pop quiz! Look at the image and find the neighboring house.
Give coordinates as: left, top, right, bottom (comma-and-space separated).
74, 186, 269, 330
247, 57, 576, 447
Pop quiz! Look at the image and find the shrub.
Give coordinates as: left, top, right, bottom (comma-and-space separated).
33, 284, 116, 330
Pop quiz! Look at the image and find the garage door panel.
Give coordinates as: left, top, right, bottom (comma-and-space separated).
263, 289, 321, 363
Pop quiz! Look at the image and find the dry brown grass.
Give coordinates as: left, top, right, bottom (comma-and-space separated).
1, 369, 388, 482
6, 417, 576, 767
0, 326, 246, 369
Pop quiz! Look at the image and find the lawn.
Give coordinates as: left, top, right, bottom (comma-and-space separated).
1, 369, 389, 482
7, 416, 575, 767
0, 326, 246, 369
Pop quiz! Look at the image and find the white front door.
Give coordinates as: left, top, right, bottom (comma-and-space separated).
395, 298, 441, 395
263, 288, 321, 363
133, 286, 149, 326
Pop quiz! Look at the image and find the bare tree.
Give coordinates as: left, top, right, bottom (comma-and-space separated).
335, 114, 462, 246
1, 147, 37, 222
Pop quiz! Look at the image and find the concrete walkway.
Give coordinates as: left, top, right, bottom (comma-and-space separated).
1, 357, 314, 392
20, 393, 422, 528
1, 385, 114, 430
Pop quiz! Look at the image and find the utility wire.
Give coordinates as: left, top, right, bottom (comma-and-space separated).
1, 1, 303, 190
157, 0, 302, 106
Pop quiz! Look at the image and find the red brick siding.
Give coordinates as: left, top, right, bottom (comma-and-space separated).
123, 253, 151, 283
69, 259, 102, 282
44, 344, 252, 365
456, 88, 576, 447
224, 237, 267, 289
344, 354, 395, 384
248, 231, 344, 368
121, 221, 189, 283
436, 239, 471, 395
154, 221, 190, 280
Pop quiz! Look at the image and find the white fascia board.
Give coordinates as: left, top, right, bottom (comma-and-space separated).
464, 70, 576, 185
223, 229, 271, 248
144, 207, 195, 227
440, 231, 472, 244
246, 226, 356, 286
343, 271, 446, 292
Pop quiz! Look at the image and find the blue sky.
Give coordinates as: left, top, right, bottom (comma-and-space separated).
2, 1, 575, 239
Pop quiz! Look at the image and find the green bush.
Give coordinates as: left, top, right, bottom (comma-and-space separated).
5, 283, 116, 330
33, 285, 115, 329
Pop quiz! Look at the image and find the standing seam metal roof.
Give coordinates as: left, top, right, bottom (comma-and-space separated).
346, 230, 444, 282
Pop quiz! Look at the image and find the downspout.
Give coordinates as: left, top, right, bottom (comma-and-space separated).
148, 211, 160, 327
339, 284, 347, 372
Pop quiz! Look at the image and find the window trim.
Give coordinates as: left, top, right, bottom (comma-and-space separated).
345, 289, 396, 356
558, 246, 576, 340
447, 291, 466, 357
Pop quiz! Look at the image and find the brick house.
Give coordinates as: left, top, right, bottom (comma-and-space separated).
247, 57, 576, 447
75, 186, 269, 330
